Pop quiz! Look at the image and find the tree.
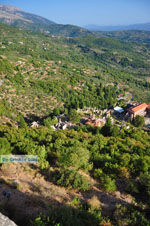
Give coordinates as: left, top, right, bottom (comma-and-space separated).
133, 115, 145, 127
53, 107, 60, 116
0, 138, 11, 155
101, 117, 113, 136
19, 114, 28, 129
94, 169, 116, 192
44, 117, 58, 128
69, 109, 81, 124
57, 142, 92, 171
111, 125, 120, 137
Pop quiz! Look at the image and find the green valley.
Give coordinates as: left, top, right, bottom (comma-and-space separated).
0, 12, 150, 226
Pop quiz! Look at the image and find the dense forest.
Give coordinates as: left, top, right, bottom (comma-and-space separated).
0, 22, 150, 226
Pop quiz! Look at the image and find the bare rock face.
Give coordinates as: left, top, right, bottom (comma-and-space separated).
0, 213, 17, 226
0, 5, 22, 12
0, 4, 55, 26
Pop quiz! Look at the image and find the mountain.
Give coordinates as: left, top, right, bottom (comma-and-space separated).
84, 23, 150, 31
0, 4, 55, 26
0, 4, 92, 37
98, 30, 150, 44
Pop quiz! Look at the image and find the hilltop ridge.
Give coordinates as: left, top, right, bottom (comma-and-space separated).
0, 4, 55, 25
85, 22, 150, 31
0, 4, 92, 37
0, 4, 22, 11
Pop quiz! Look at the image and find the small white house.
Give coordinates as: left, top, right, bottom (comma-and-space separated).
31, 121, 39, 128
114, 106, 124, 114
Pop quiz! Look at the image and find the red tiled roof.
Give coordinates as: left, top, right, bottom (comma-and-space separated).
130, 103, 148, 113
85, 118, 104, 127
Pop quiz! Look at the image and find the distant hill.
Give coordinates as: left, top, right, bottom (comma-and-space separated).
0, 4, 92, 37
0, 21, 150, 109
84, 23, 150, 31
97, 30, 150, 44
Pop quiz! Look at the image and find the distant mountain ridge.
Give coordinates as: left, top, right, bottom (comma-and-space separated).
0, 4, 56, 26
84, 23, 150, 31
99, 30, 150, 44
0, 4, 92, 37
0, 4, 22, 11
1, 4, 149, 40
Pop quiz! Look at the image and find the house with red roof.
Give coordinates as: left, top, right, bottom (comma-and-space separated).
84, 117, 105, 127
128, 103, 148, 120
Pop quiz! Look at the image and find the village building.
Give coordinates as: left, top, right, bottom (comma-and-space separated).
84, 117, 105, 127
30, 121, 39, 128
128, 103, 148, 120
114, 106, 124, 114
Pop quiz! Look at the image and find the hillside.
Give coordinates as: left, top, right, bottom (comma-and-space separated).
0, 4, 92, 37
97, 30, 150, 44
0, 22, 150, 226
0, 22, 150, 119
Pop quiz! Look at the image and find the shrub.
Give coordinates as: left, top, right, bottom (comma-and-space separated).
57, 144, 92, 171
114, 204, 150, 226
29, 145, 49, 169
32, 204, 104, 226
126, 180, 139, 195
69, 109, 81, 123
43, 117, 58, 128
118, 167, 130, 179
0, 137, 11, 155
94, 169, 116, 192
0, 58, 13, 74
19, 114, 28, 129
51, 169, 91, 191
133, 115, 145, 127
139, 172, 150, 198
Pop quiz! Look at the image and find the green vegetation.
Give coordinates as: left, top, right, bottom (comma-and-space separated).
0, 57, 13, 74
0, 122, 150, 225
0, 5, 92, 38
51, 169, 91, 191
100, 30, 150, 44
133, 115, 145, 127
94, 169, 116, 192
0, 121, 149, 225
32, 204, 105, 226
69, 109, 81, 123
0, 22, 150, 225
0, 23, 149, 118
114, 204, 150, 226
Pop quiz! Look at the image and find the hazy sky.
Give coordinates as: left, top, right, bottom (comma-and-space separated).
1, 0, 150, 26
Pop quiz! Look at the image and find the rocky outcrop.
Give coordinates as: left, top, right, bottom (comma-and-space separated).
0, 213, 17, 226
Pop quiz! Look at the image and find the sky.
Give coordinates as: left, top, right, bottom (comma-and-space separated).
0, 0, 150, 26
